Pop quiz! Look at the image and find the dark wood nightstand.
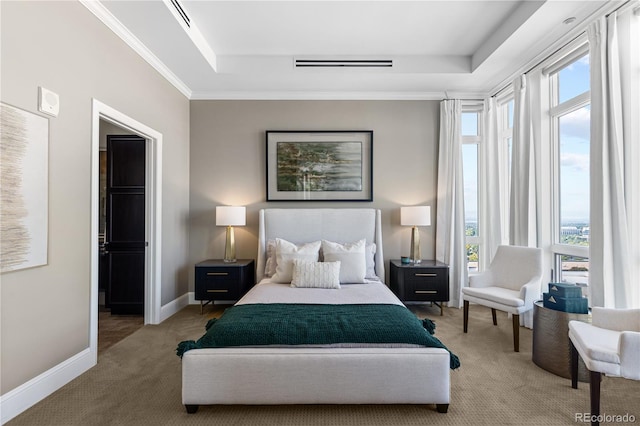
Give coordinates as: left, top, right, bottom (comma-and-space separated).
195, 259, 255, 314
389, 260, 450, 315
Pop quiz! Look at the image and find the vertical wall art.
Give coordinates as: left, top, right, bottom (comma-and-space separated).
0, 103, 49, 273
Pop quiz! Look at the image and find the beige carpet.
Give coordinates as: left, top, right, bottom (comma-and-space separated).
7, 303, 639, 426
98, 307, 144, 355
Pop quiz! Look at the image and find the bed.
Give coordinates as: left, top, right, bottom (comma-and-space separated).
180, 208, 456, 413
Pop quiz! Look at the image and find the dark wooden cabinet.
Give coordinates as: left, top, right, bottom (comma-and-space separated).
195, 259, 255, 313
389, 260, 450, 315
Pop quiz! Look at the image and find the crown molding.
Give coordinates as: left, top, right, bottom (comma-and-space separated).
189, 91, 451, 101
79, 0, 192, 99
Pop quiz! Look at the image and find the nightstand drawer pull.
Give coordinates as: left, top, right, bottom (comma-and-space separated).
207, 289, 229, 293
207, 272, 229, 276
414, 273, 437, 277
415, 290, 437, 294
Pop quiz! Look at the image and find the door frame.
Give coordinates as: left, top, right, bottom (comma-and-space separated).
90, 99, 162, 356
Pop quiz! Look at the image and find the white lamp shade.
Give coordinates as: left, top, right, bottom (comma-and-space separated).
401, 206, 431, 226
216, 206, 246, 226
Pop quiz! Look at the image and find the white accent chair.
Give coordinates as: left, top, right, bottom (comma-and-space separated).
569, 308, 640, 426
462, 245, 543, 352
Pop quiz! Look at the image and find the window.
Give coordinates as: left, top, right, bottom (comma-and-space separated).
461, 107, 483, 272
461, 112, 478, 136
558, 55, 590, 103
558, 105, 590, 242
555, 254, 589, 285
549, 52, 590, 284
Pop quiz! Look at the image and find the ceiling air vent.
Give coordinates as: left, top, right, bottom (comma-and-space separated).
295, 59, 393, 68
170, 0, 190, 28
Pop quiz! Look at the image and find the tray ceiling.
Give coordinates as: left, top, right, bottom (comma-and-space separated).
89, 0, 616, 99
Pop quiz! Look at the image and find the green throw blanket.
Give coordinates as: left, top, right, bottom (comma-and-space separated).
177, 303, 460, 369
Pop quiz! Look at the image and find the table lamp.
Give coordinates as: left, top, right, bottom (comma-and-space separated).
216, 206, 246, 263
400, 206, 431, 264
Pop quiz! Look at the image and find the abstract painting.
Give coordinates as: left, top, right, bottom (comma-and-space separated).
266, 131, 373, 201
0, 103, 49, 273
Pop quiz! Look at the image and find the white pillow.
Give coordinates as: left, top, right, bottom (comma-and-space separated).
365, 243, 377, 279
291, 260, 341, 289
325, 242, 375, 278
264, 239, 277, 277
271, 239, 321, 283
321, 239, 367, 284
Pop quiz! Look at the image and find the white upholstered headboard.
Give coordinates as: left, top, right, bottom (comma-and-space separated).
256, 208, 385, 282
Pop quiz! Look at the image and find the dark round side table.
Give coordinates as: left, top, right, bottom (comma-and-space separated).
532, 301, 591, 382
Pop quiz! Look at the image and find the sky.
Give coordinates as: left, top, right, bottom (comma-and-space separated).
558, 54, 590, 224
461, 54, 590, 226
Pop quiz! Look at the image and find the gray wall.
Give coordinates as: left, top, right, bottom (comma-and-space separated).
99, 119, 134, 149
189, 100, 440, 284
1, 1, 190, 394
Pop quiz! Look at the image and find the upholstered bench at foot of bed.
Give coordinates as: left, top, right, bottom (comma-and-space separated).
182, 347, 451, 411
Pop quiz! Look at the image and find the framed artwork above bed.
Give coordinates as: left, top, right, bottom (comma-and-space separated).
266, 130, 373, 201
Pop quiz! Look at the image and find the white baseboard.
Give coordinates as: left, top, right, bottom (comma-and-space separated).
159, 292, 191, 323
1, 292, 199, 424
0, 348, 95, 425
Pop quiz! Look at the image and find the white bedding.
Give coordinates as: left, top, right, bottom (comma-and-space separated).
237, 278, 403, 306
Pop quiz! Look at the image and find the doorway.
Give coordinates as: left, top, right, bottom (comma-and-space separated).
90, 99, 162, 361
97, 130, 146, 354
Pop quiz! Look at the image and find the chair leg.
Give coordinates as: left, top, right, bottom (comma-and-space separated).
570, 341, 579, 389
570, 337, 602, 425
590, 371, 602, 426
463, 300, 469, 333
491, 308, 497, 325
512, 314, 520, 352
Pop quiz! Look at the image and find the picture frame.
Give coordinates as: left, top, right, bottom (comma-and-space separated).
266, 130, 373, 201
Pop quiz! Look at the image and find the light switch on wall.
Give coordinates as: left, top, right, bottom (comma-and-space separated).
38, 87, 59, 117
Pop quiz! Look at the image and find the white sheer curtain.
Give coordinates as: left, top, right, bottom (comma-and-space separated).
435, 99, 467, 309
509, 73, 540, 248
483, 97, 506, 263
588, 9, 640, 309
509, 72, 545, 327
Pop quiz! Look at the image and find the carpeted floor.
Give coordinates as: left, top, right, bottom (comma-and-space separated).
98, 307, 144, 355
7, 303, 639, 426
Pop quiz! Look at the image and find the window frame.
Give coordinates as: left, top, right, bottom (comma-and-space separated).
547, 49, 591, 281
461, 102, 484, 272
